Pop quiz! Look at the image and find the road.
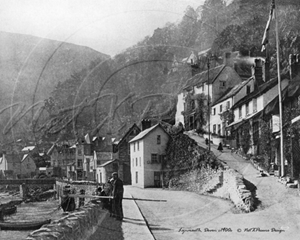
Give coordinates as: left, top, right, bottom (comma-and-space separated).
89, 132, 300, 240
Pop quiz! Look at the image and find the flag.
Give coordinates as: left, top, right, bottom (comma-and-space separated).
261, 0, 275, 52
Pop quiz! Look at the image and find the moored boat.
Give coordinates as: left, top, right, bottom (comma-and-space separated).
2, 205, 17, 215
0, 219, 51, 231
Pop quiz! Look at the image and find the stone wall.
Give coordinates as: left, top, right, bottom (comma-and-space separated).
26, 180, 105, 240
169, 166, 255, 213
26, 202, 106, 240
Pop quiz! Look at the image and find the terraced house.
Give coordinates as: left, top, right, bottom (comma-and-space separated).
175, 51, 251, 135
227, 59, 289, 155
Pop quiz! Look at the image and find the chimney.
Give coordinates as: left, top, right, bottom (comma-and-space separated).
223, 52, 233, 67
141, 119, 151, 131
263, 58, 270, 82
289, 54, 300, 80
251, 59, 264, 89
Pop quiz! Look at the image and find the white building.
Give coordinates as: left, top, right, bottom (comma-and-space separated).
129, 124, 170, 188
210, 77, 254, 140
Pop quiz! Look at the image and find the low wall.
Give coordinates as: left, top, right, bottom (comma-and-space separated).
26, 180, 105, 240
169, 167, 254, 213
26, 203, 106, 240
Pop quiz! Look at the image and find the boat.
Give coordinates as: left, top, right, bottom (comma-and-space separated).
7, 200, 23, 206
2, 205, 17, 215
0, 219, 51, 231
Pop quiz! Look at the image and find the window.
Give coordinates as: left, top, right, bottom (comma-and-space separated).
137, 141, 139, 151
151, 154, 158, 163
220, 81, 226, 88
139, 157, 141, 166
77, 148, 82, 155
239, 107, 242, 118
213, 108, 216, 115
246, 102, 249, 115
247, 85, 251, 94
136, 158, 138, 166
218, 124, 221, 135
77, 159, 82, 168
136, 171, 138, 183
226, 101, 230, 110
213, 124, 216, 134
253, 122, 259, 145
132, 158, 134, 167
220, 104, 223, 113
191, 100, 195, 110
157, 135, 161, 145
253, 98, 257, 112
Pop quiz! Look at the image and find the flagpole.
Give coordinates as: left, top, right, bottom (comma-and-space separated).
274, 0, 285, 176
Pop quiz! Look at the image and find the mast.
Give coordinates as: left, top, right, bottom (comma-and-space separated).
274, 0, 284, 176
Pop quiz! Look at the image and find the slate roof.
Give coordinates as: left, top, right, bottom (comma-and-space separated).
232, 77, 284, 109
99, 159, 117, 167
2, 153, 22, 164
117, 123, 141, 147
212, 77, 253, 106
264, 75, 300, 116
129, 123, 169, 143
183, 65, 226, 90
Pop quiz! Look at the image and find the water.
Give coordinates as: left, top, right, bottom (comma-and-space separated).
0, 194, 64, 240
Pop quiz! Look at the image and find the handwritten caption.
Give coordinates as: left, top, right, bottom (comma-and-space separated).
178, 227, 285, 234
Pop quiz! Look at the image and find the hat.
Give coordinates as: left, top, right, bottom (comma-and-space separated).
112, 172, 118, 176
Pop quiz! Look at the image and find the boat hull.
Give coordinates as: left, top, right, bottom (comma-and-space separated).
0, 219, 51, 231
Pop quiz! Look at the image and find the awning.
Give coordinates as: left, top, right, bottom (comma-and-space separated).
226, 119, 246, 131
226, 110, 263, 130
264, 97, 279, 116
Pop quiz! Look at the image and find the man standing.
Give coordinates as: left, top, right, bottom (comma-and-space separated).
111, 172, 124, 221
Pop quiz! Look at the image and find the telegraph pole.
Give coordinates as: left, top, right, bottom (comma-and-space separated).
207, 58, 211, 152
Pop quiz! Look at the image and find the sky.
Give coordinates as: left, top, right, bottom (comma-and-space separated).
0, 0, 205, 56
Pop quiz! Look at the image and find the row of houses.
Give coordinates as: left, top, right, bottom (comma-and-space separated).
175, 50, 300, 177
0, 146, 42, 178
0, 120, 171, 188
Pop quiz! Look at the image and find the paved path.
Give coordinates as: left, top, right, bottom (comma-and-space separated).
186, 132, 300, 239
89, 187, 154, 240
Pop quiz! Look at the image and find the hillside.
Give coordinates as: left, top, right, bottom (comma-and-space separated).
3, 0, 300, 148
0, 31, 109, 106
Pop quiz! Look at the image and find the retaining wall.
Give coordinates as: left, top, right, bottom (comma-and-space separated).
169, 167, 254, 212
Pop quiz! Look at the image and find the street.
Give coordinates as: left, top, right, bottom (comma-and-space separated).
89, 134, 300, 240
